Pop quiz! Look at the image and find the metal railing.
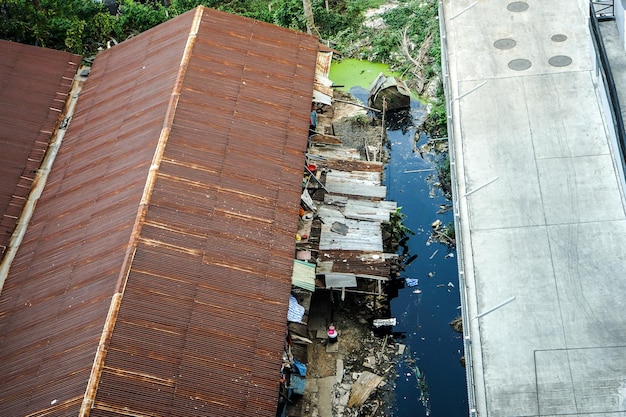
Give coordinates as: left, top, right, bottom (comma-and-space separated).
589, 1, 626, 178
592, 0, 615, 19
438, 2, 477, 416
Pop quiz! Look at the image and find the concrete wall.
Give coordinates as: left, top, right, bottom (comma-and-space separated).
618, 0, 625, 44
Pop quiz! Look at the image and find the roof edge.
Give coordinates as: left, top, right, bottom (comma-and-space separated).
78, 7, 205, 416
0, 62, 85, 292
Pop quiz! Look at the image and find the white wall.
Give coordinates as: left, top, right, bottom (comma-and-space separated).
619, 0, 626, 45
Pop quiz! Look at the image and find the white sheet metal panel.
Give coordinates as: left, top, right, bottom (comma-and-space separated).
324, 273, 357, 288
323, 195, 396, 222
292, 260, 316, 291
318, 205, 382, 251
324, 171, 387, 198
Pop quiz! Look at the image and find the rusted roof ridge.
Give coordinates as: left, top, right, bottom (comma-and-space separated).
78, 7, 205, 416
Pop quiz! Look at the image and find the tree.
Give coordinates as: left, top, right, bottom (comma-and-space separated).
302, 0, 319, 37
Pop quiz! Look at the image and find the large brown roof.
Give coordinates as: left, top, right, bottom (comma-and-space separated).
0, 7, 319, 417
0, 40, 80, 259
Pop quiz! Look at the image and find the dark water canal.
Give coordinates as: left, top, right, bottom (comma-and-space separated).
349, 82, 468, 416
383, 103, 467, 417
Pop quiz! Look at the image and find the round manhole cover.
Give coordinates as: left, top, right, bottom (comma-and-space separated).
494, 38, 517, 50
548, 55, 572, 67
551, 34, 568, 42
507, 1, 529, 12
508, 58, 532, 71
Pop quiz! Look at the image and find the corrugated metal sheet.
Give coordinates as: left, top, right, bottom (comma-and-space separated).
292, 259, 316, 291
318, 204, 383, 251
0, 21, 166, 415
0, 6, 319, 417
0, 40, 80, 258
324, 170, 387, 198
315, 251, 390, 277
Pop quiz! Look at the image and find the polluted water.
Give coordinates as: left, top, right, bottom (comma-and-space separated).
334, 59, 468, 416
384, 100, 467, 417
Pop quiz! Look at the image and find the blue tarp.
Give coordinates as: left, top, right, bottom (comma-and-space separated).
289, 374, 306, 395
293, 358, 307, 376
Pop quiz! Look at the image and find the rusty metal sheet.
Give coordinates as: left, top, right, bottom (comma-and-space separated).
0, 40, 80, 257
1, 6, 319, 417
98, 9, 318, 415
0, 8, 193, 417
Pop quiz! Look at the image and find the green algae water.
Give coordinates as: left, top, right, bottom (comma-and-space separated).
328, 58, 402, 91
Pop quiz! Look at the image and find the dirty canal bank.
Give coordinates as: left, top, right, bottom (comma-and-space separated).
336, 59, 468, 415
310, 60, 468, 417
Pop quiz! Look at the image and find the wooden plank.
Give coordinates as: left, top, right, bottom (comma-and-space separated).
347, 371, 384, 408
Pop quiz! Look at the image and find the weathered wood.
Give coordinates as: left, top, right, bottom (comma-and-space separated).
310, 133, 342, 144
347, 371, 384, 408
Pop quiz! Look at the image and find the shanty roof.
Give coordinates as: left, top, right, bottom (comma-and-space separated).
0, 7, 319, 417
0, 40, 80, 259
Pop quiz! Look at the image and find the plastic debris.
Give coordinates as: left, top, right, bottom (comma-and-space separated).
405, 278, 419, 287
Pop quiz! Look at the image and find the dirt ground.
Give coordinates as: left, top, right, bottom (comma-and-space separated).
301, 292, 402, 417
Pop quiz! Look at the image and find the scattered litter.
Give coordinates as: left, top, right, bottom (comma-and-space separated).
427, 272, 435, 278
412, 289, 422, 294
447, 282, 455, 288
445, 252, 455, 259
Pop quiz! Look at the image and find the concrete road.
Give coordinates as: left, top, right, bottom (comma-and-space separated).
441, 0, 626, 415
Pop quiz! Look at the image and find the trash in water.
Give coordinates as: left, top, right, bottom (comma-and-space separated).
405, 278, 419, 287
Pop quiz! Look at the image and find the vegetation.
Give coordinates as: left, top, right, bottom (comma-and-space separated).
0, 0, 446, 139
0, 0, 369, 58
384, 207, 414, 247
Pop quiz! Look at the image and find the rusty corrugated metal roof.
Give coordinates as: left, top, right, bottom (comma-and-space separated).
0, 6, 319, 417
0, 40, 80, 259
